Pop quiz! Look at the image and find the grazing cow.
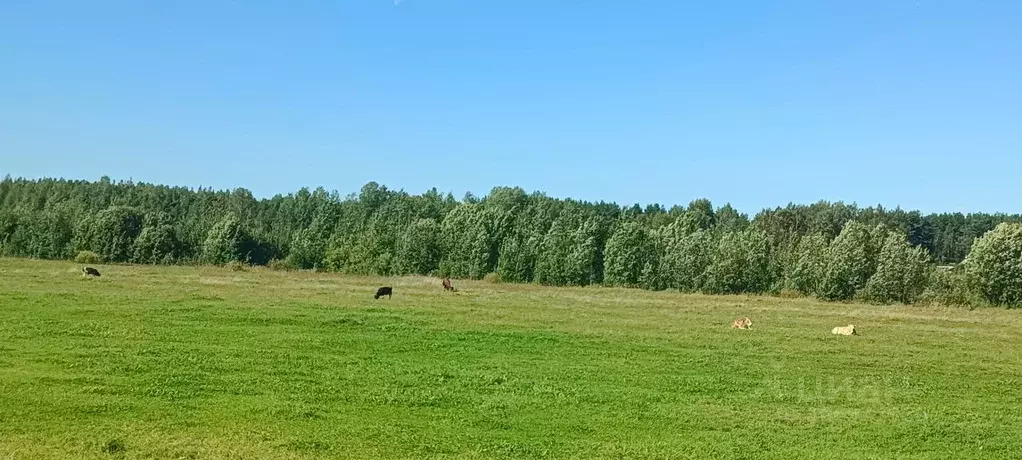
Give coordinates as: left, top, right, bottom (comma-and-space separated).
442, 278, 456, 292
731, 317, 752, 329
82, 266, 101, 277
831, 324, 856, 336
374, 286, 392, 300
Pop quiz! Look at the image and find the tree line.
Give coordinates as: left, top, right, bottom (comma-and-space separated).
2, 175, 1021, 307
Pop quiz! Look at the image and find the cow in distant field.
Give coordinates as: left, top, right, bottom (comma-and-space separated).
82, 266, 101, 277
442, 278, 456, 292
374, 286, 392, 300
731, 317, 752, 330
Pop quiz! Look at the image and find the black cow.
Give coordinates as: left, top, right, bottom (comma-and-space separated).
442, 278, 456, 292
82, 266, 101, 277
374, 286, 392, 299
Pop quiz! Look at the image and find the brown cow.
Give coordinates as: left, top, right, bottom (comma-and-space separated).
731, 317, 752, 330
442, 278, 456, 292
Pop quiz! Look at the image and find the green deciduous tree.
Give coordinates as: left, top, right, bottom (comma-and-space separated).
603, 222, 654, 287
396, 218, 442, 275
714, 203, 749, 233
661, 228, 716, 292
639, 229, 669, 291
74, 206, 144, 262
862, 232, 931, 304
686, 199, 716, 231
439, 205, 493, 279
963, 223, 1022, 307
703, 229, 772, 295
201, 214, 248, 265
819, 221, 877, 301
133, 224, 181, 264
5, 210, 74, 259
286, 227, 327, 270
787, 233, 829, 296
535, 212, 599, 286
497, 233, 538, 283
324, 223, 392, 275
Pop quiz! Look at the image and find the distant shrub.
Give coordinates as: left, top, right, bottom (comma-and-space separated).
920, 267, 974, 308
483, 272, 501, 284
74, 250, 102, 264
132, 224, 180, 265
267, 258, 292, 271
226, 260, 248, 272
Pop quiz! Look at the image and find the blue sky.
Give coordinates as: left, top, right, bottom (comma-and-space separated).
2, 1, 1020, 214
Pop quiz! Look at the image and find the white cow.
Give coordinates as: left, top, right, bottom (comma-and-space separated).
831, 324, 856, 336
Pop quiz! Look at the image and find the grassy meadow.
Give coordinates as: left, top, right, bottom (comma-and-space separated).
1, 257, 1020, 459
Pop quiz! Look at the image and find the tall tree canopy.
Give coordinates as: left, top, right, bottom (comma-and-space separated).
3, 176, 1021, 306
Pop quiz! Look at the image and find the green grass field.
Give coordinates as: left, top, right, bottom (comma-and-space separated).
1, 258, 1020, 459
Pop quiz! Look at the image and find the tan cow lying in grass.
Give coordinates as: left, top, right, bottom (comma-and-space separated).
831, 324, 856, 336
731, 317, 752, 330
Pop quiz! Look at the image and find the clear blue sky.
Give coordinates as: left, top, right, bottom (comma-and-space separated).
2, 1, 1020, 214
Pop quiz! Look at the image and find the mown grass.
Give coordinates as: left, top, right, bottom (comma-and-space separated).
1, 257, 1020, 459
